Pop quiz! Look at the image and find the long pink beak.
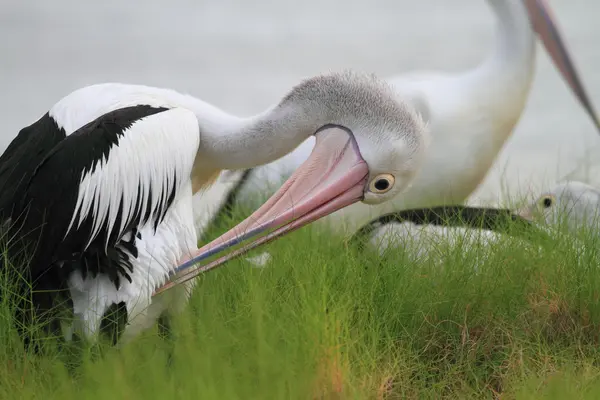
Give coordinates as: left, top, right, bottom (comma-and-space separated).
154, 126, 369, 295
525, 0, 600, 132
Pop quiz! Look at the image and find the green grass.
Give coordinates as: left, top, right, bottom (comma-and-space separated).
3, 203, 600, 399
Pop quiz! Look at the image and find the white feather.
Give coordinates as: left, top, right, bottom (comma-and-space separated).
66, 109, 200, 249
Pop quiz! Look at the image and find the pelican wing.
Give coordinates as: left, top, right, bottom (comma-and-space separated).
0, 113, 67, 225
348, 205, 535, 251
6, 105, 200, 289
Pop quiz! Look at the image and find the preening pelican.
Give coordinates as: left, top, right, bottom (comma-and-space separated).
0, 70, 428, 346
234, 0, 600, 236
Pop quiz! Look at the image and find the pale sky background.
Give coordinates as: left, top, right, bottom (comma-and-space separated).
1, 0, 599, 205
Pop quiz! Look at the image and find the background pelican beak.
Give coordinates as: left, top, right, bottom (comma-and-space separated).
154, 127, 369, 295
524, 0, 600, 132
515, 206, 534, 222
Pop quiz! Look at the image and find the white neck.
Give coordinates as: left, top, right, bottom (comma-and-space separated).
193, 101, 324, 171
135, 89, 331, 178
470, 0, 537, 88
51, 73, 406, 177
50, 83, 326, 172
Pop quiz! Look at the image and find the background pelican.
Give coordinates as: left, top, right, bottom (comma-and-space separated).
517, 180, 600, 233
0, 71, 428, 346
346, 180, 600, 273
232, 0, 599, 236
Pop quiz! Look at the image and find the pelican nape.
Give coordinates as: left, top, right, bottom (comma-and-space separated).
233, 0, 600, 236
0, 70, 428, 347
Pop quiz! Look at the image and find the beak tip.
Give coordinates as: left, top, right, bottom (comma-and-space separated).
516, 209, 534, 222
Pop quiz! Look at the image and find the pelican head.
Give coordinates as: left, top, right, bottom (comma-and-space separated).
523, 0, 600, 131
517, 181, 600, 232
276, 71, 428, 206
157, 71, 429, 292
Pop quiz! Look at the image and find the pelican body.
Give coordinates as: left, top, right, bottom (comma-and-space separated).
355, 181, 600, 267
191, 169, 253, 241
0, 71, 428, 346
234, 0, 599, 236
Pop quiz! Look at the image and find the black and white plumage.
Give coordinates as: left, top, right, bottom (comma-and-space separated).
2, 105, 201, 344
0, 70, 429, 346
344, 182, 600, 267
342, 204, 550, 273
347, 205, 532, 251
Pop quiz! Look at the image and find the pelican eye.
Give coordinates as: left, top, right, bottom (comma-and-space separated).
369, 174, 395, 194
540, 195, 554, 209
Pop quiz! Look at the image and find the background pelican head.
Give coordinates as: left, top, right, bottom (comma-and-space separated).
517, 181, 600, 232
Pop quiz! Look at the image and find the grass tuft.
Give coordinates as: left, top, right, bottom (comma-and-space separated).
2, 200, 600, 399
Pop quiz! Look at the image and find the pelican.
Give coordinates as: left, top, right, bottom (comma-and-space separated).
349, 205, 531, 251
0, 70, 428, 347
344, 204, 545, 274
351, 181, 600, 268
517, 181, 600, 233
347, 204, 543, 261
234, 0, 600, 236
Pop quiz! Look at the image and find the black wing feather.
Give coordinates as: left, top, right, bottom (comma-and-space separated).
0, 113, 67, 224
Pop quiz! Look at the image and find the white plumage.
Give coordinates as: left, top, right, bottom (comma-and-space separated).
235, 0, 599, 237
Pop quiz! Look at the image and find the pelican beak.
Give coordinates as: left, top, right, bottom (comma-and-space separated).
524, 0, 600, 132
515, 205, 534, 222
154, 126, 369, 295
